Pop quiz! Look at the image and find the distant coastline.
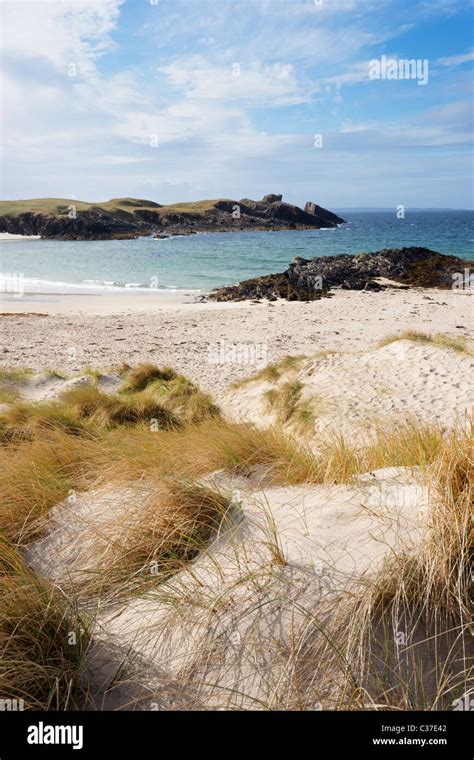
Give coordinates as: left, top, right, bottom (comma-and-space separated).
0, 194, 345, 241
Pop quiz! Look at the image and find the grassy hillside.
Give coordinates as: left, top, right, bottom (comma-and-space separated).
163, 199, 229, 215
0, 197, 226, 219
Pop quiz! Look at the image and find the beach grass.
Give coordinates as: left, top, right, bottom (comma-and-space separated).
302, 422, 473, 711
61, 384, 180, 430
232, 354, 307, 387
264, 379, 318, 434
66, 480, 231, 602
0, 537, 90, 709
120, 363, 177, 392
0, 379, 460, 545
0, 368, 33, 382
378, 330, 473, 355
0, 365, 470, 711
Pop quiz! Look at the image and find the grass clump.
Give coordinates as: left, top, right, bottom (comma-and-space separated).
316, 424, 473, 710
264, 380, 318, 434
232, 355, 307, 387
378, 331, 473, 355
0, 368, 33, 383
54, 420, 320, 489
121, 363, 177, 393
0, 417, 456, 545
0, 439, 76, 542
120, 364, 220, 425
83, 367, 103, 384
61, 385, 180, 430
0, 538, 90, 709
0, 401, 90, 443
265, 381, 303, 424
362, 419, 447, 471
74, 480, 230, 601
144, 374, 221, 424
0, 387, 20, 404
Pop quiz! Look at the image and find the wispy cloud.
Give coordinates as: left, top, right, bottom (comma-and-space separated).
437, 48, 474, 67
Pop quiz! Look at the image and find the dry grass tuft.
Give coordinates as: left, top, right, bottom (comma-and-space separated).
0, 387, 20, 404
0, 538, 90, 709
378, 331, 473, 355
0, 368, 33, 382
0, 439, 77, 542
264, 380, 318, 434
0, 409, 457, 544
307, 423, 473, 710
71, 480, 230, 601
140, 373, 221, 424
61, 385, 180, 430
0, 362, 471, 710
0, 401, 90, 443
232, 354, 307, 387
121, 363, 177, 392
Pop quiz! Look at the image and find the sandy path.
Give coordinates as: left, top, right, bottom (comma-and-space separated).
0, 288, 472, 398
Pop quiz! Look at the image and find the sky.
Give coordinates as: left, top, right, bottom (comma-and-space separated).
0, 0, 473, 208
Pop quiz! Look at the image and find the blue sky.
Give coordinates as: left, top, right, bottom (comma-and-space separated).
1, 0, 473, 207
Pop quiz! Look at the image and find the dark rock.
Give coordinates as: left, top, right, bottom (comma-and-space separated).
261, 194, 283, 204
0, 211, 141, 241
304, 202, 344, 226
209, 247, 474, 301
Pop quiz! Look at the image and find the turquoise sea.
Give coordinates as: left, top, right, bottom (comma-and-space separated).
1, 211, 472, 294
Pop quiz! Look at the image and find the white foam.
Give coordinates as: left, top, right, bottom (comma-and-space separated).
0, 277, 201, 295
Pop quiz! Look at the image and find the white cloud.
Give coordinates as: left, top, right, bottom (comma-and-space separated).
0, 0, 123, 76
436, 49, 474, 67
159, 57, 311, 106
320, 61, 372, 88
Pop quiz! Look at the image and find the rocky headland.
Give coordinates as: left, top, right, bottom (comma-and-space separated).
0, 194, 345, 240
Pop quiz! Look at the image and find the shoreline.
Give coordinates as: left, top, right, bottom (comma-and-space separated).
0, 232, 42, 241
0, 224, 345, 242
0, 289, 206, 313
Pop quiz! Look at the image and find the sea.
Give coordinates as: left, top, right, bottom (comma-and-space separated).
1, 211, 472, 295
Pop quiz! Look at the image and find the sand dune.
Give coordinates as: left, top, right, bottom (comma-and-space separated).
25, 466, 429, 710
225, 339, 474, 439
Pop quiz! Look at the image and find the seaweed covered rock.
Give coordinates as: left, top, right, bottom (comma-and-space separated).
209, 248, 473, 301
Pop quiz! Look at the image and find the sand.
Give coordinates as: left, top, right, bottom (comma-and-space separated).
25, 466, 430, 710
3, 285, 472, 710
0, 232, 41, 241
225, 339, 474, 438
0, 287, 472, 399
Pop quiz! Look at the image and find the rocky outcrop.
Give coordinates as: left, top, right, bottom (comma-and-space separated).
0, 194, 345, 240
209, 247, 474, 301
304, 202, 344, 227
0, 211, 142, 240
261, 193, 283, 205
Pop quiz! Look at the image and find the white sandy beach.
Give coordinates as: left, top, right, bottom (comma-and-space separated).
0, 232, 41, 241
0, 287, 472, 398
